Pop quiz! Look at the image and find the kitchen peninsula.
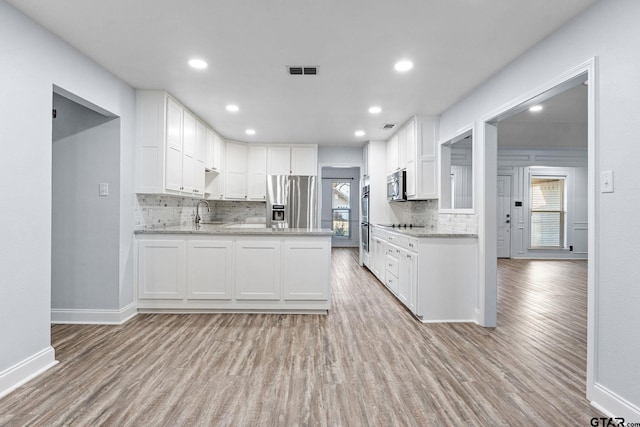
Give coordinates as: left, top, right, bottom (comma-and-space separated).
134, 224, 332, 314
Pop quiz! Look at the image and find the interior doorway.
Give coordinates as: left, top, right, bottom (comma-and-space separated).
51, 87, 120, 321
482, 61, 595, 399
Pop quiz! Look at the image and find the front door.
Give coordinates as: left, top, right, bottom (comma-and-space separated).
497, 175, 512, 258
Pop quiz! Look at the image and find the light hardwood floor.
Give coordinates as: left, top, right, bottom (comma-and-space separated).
0, 250, 598, 426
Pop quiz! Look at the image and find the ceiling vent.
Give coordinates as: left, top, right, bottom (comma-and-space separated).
288, 66, 318, 75
381, 123, 396, 130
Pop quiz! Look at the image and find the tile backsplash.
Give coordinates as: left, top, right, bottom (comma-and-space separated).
135, 195, 266, 230
391, 199, 478, 234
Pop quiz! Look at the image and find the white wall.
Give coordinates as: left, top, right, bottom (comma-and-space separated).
438, 0, 640, 418
52, 94, 121, 310
0, 0, 135, 395
498, 148, 588, 259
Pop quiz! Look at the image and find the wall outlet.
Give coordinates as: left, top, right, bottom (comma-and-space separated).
600, 171, 614, 193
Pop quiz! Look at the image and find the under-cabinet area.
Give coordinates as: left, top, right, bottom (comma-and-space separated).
364, 225, 477, 322
135, 228, 332, 313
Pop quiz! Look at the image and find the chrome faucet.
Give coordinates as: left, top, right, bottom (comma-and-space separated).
195, 200, 210, 225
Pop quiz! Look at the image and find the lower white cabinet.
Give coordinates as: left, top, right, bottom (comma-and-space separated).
187, 240, 233, 300
235, 240, 281, 300
366, 226, 477, 322
136, 234, 331, 312
283, 239, 330, 300
397, 248, 417, 313
137, 239, 186, 299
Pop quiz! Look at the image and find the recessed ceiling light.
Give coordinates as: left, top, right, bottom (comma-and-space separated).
226, 105, 239, 112
188, 59, 208, 70
529, 105, 543, 112
355, 130, 365, 137
245, 129, 256, 135
394, 60, 413, 72
368, 106, 382, 114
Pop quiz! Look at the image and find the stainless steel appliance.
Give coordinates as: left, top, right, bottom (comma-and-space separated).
387, 170, 407, 201
266, 175, 317, 228
361, 185, 370, 252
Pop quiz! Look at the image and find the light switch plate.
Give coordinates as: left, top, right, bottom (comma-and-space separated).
99, 182, 109, 196
600, 171, 614, 193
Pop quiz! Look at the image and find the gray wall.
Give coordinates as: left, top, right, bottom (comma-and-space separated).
52, 94, 121, 310
0, 0, 135, 390
438, 0, 640, 416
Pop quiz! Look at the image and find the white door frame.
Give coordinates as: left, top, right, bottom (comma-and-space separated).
478, 58, 597, 400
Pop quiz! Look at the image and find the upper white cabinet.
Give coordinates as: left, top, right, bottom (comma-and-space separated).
385, 116, 438, 200
248, 145, 267, 200
224, 141, 248, 200
267, 144, 317, 175
135, 90, 208, 197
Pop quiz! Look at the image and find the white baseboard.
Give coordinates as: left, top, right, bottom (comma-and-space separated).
591, 382, 640, 421
51, 302, 137, 325
0, 347, 57, 399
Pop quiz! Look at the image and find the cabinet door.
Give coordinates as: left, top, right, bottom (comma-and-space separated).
398, 248, 417, 313
283, 239, 330, 300
205, 128, 215, 171
225, 141, 248, 199
182, 110, 197, 193
137, 239, 186, 299
193, 121, 206, 196
248, 145, 267, 200
387, 134, 398, 173
291, 145, 317, 175
362, 143, 369, 178
187, 240, 233, 299
212, 133, 225, 172
165, 98, 183, 192
267, 146, 292, 175
235, 241, 281, 300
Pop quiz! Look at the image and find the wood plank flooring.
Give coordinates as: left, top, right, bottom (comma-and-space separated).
0, 250, 599, 426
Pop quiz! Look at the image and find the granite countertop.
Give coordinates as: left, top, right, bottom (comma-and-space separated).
135, 223, 333, 236
372, 224, 477, 238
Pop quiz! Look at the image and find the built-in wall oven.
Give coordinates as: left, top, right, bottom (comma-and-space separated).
361, 185, 370, 252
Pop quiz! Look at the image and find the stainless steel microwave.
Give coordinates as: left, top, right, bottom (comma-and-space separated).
387, 170, 407, 201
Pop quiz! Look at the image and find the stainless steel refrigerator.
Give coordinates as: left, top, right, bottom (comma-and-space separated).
266, 175, 317, 228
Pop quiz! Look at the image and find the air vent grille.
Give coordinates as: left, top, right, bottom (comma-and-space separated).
381, 123, 396, 130
288, 66, 318, 75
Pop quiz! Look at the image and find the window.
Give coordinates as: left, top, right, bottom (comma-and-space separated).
530, 176, 566, 249
331, 181, 351, 238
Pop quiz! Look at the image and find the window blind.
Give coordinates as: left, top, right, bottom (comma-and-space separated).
530, 177, 565, 248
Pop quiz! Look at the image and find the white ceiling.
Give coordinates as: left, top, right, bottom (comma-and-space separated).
498, 83, 588, 149
8, 0, 597, 146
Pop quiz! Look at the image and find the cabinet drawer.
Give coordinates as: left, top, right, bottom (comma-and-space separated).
385, 232, 418, 252
386, 272, 399, 295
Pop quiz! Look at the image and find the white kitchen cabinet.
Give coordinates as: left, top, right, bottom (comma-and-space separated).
205, 127, 215, 171
186, 240, 233, 300
384, 116, 438, 200
164, 97, 183, 192
137, 239, 186, 299
365, 227, 477, 322
386, 134, 399, 174
362, 143, 369, 179
181, 110, 197, 194
248, 145, 267, 200
136, 90, 208, 197
267, 144, 317, 175
397, 247, 417, 314
283, 239, 330, 300
234, 240, 281, 300
136, 234, 331, 312
224, 141, 248, 200
205, 138, 225, 200
291, 145, 317, 175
